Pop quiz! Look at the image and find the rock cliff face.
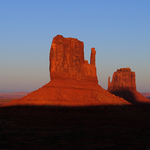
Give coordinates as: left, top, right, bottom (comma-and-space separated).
108, 68, 136, 92
50, 35, 98, 83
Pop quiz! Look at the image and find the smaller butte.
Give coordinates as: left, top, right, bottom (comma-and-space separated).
108, 68, 136, 92
108, 68, 150, 108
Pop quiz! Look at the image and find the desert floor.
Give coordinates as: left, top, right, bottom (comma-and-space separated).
0, 98, 15, 106
0, 99, 150, 149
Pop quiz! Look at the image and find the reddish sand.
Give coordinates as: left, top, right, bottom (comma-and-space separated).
4, 79, 130, 107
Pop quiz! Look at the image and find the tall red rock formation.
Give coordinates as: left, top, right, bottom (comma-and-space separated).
108, 68, 136, 92
50, 35, 98, 83
90, 47, 96, 66
108, 68, 150, 108
3, 35, 131, 107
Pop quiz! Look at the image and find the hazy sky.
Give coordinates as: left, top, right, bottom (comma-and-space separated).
0, 0, 150, 93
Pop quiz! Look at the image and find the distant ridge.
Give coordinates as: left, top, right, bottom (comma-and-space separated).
0, 92, 29, 99
141, 93, 150, 98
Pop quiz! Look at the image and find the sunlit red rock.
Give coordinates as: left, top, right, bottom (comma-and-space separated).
108, 68, 136, 92
50, 35, 98, 83
5, 79, 130, 106
3, 35, 131, 107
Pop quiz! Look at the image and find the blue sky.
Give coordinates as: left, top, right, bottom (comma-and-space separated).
0, 0, 150, 93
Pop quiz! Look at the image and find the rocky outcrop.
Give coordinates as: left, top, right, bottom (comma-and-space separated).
50, 35, 98, 83
108, 68, 136, 92
3, 35, 131, 107
108, 68, 150, 108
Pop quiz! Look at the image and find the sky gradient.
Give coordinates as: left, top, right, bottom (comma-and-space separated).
0, 0, 150, 93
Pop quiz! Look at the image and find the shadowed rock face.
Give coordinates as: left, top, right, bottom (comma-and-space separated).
50, 35, 98, 83
108, 68, 150, 108
108, 68, 136, 92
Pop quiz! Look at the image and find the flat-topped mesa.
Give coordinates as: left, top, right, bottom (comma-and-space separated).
49, 35, 98, 83
108, 68, 136, 92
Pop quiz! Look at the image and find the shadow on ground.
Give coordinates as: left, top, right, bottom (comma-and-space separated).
111, 90, 150, 110
0, 105, 150, 149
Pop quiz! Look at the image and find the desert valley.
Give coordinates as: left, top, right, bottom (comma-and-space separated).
1, 35, 150, 149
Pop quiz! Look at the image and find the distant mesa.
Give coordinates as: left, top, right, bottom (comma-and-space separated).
141, 93, 150, 99
108, 68, 136, 92
3, 35, 131, 106
108, 68, 150, 108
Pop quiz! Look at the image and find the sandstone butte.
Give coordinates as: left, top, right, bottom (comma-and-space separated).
108, 68, 150, 108
4, 35, 130, 107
